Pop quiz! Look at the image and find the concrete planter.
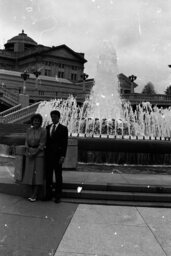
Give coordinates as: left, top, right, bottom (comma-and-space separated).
14, 137, 78, 181
63, 137, 78, 169
14, 145, 26, 182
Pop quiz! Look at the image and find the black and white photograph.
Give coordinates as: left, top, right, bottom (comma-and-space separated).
1, 0, 171, 255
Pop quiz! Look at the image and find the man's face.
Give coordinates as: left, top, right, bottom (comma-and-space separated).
51, 114, 60, 124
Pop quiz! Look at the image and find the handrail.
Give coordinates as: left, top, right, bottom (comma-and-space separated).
0, 86, 19, 105
0, 104, 21, 116
1, 102, 40, 123
122, 93, 171, 103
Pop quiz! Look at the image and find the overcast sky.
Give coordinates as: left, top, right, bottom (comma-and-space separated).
1, 0, 171, 93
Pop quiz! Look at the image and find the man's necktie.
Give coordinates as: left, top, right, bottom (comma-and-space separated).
51, 124, 56, 136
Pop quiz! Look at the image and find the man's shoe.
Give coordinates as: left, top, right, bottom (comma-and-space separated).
54, 198, 61, 204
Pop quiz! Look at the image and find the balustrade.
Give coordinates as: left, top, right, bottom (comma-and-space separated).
122, 93, 171, 105
0, 104, 21, 116
0, 85, 19, 105
1, 102, 40, 123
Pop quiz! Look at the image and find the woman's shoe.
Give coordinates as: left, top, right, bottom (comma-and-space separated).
28, 197, 37, 202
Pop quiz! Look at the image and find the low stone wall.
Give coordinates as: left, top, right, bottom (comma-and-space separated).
0, 134, 78, 182
14, 137, 78, 171
0, 124, 29, 136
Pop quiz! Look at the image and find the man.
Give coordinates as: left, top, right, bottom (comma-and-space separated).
45, 110, 68, 203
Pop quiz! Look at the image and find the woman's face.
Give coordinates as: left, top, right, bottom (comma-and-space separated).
32, 118, 41, 128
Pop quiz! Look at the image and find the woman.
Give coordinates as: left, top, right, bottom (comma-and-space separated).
22, 113, 46, 202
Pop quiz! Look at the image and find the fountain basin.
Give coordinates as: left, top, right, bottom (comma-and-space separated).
1, 133, 171, 165
77, 137, 171, 154
77, 137, 171, 165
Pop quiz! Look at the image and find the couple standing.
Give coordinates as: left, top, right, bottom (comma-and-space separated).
22, 110, 68, 203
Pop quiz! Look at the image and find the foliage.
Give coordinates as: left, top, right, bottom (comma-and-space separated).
165, 85, 171, 95
141, 82, 156, 94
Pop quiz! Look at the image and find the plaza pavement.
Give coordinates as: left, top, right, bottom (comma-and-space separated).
1, 193, 171, 255
1, 164, 171, 255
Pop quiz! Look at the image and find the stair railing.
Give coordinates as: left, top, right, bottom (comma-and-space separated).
0, 104, 21, 116
1, 102, 40, 123
0, 85, 19, 106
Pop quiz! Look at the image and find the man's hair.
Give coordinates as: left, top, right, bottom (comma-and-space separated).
30, 113, 43, 126
50, 110, 60, 118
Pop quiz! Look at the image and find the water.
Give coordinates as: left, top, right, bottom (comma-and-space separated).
86, 41, 122, 120
36, 41, 171, 139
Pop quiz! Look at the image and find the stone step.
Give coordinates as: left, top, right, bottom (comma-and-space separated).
1, 182, 171, 204
62, 188, 171, 203
61, 197, 171, 208
63, 182, 171, 193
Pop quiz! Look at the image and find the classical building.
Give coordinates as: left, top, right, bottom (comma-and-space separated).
0, 30, 94, 110
118, 73, 138, 94
0, 30, 87, 82
2, 30, 169, 113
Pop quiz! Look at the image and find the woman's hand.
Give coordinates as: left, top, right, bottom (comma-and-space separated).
26, 147, 38, 157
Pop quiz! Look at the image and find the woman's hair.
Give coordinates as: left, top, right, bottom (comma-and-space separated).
30, 113, 43, 126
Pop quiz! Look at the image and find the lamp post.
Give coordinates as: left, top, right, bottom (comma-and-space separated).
128, 75, 137, 93
33, 70, 41, 89
81, 73, 89, 91
21, 70, 30, 94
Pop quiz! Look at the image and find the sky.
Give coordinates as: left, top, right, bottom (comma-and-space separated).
1, 0, 171, 93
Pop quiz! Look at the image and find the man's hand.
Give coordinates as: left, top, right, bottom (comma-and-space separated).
59, 156, 65, 164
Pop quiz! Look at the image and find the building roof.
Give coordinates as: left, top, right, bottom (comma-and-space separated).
2, 30, 87, 63
45, 44, 87, 63
118, 73, 138, 88
5, 30, 37, 47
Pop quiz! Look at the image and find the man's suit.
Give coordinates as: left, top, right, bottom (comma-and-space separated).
45, 123, 68, 200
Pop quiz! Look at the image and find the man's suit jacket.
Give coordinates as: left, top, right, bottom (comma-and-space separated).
46, 123, 68, 159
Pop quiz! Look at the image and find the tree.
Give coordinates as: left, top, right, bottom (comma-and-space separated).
165, 85, 171, 95
141, 82, 156, 94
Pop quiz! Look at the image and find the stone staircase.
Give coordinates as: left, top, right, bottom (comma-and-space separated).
0, 102, 40, 123
61, 181, 171, 207
0, 85, 19, 107
1, 164, 171, 207
0, 104, 22, 122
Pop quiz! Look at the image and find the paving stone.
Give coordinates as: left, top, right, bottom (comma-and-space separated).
56, 205, 166, 256
56, 221, 166, 256
0, 194, 78, 256
70, 204, 146, 226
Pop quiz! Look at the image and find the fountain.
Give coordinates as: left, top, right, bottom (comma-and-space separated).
34, 41, 171, 165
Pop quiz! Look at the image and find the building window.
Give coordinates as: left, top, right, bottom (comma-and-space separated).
39, 90, 44, 96
72, 66, 77, 70
45, 69, 51, 76
71, 73, 77, 81
124, 90, 131, 94
58, 71, 64, 78
58, 63, 64, 68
